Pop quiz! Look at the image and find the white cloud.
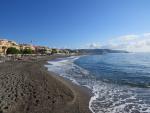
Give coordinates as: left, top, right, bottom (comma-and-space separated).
143, 33, 150, 37
103, 33, 150, 52
87, 43, 101, 49
84, 33, 150, 52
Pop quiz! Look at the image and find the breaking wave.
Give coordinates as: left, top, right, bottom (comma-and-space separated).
45, 55, 150, 113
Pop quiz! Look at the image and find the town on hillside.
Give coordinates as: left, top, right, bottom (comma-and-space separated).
0, 39, 79, 60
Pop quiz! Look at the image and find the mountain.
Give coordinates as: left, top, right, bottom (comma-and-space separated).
77, 49, 128, 55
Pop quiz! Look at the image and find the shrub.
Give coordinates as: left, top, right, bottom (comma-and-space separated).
51, 49, 57, 54
6, 47, 20, 54
22, 48, 33, 54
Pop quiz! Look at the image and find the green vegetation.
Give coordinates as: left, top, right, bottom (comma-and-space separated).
6, 47, 20, 54
5, 47, 76, 55
21, 48, 33, 54
6, 47, 33, 54
23, 48, 33, 54
51, 49, 57, 54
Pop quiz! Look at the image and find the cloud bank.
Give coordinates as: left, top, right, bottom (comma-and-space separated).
86, 43, 101, 49
87, 33, 150, 52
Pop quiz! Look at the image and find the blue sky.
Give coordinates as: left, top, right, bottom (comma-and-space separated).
0, 0, 150, 50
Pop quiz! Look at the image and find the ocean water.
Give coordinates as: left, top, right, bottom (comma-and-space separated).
45, 53, 150, 113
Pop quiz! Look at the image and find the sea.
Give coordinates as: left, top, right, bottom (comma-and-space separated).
45, 53, 150, 113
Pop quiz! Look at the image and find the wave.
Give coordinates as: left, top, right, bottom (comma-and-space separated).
45, 56, 150, 113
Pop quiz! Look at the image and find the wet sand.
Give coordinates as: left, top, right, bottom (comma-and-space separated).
0, 56, 92, 113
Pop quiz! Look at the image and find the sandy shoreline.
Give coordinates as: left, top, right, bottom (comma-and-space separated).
0, 56, 92, 113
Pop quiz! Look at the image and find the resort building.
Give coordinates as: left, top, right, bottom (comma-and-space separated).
19, 44, 35, 51
0, 39, 20, 55
0, 39, 76, 55
35, 46, 52, 54
0, 39, 36, 55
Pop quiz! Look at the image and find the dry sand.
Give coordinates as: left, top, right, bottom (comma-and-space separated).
0, 56, 92, 113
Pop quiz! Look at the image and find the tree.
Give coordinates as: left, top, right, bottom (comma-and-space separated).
6, 47, 20, 54
51, 49, 58, 54
22, 48, 33, 54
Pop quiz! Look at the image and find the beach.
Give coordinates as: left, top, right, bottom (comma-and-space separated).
0, 56, 92, 113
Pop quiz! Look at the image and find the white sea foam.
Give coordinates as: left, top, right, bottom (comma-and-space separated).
45, 56, 86, 86
45, 56, 150, 113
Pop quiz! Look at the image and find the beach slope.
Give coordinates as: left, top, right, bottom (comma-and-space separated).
0, 58, 92, 113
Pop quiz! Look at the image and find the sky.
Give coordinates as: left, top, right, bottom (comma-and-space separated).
0, 0, 150, 52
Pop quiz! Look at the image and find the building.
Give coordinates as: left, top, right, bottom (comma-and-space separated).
0, 39, 19, 55
35, 46, 52, 54
19, 44, 35, 51
0, 39, 36, 55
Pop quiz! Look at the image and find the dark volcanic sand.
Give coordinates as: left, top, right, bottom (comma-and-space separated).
0, 56, 92, 113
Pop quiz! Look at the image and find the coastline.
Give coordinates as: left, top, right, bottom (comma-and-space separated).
42, 56, 93, 113
0, 55, 92, 113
